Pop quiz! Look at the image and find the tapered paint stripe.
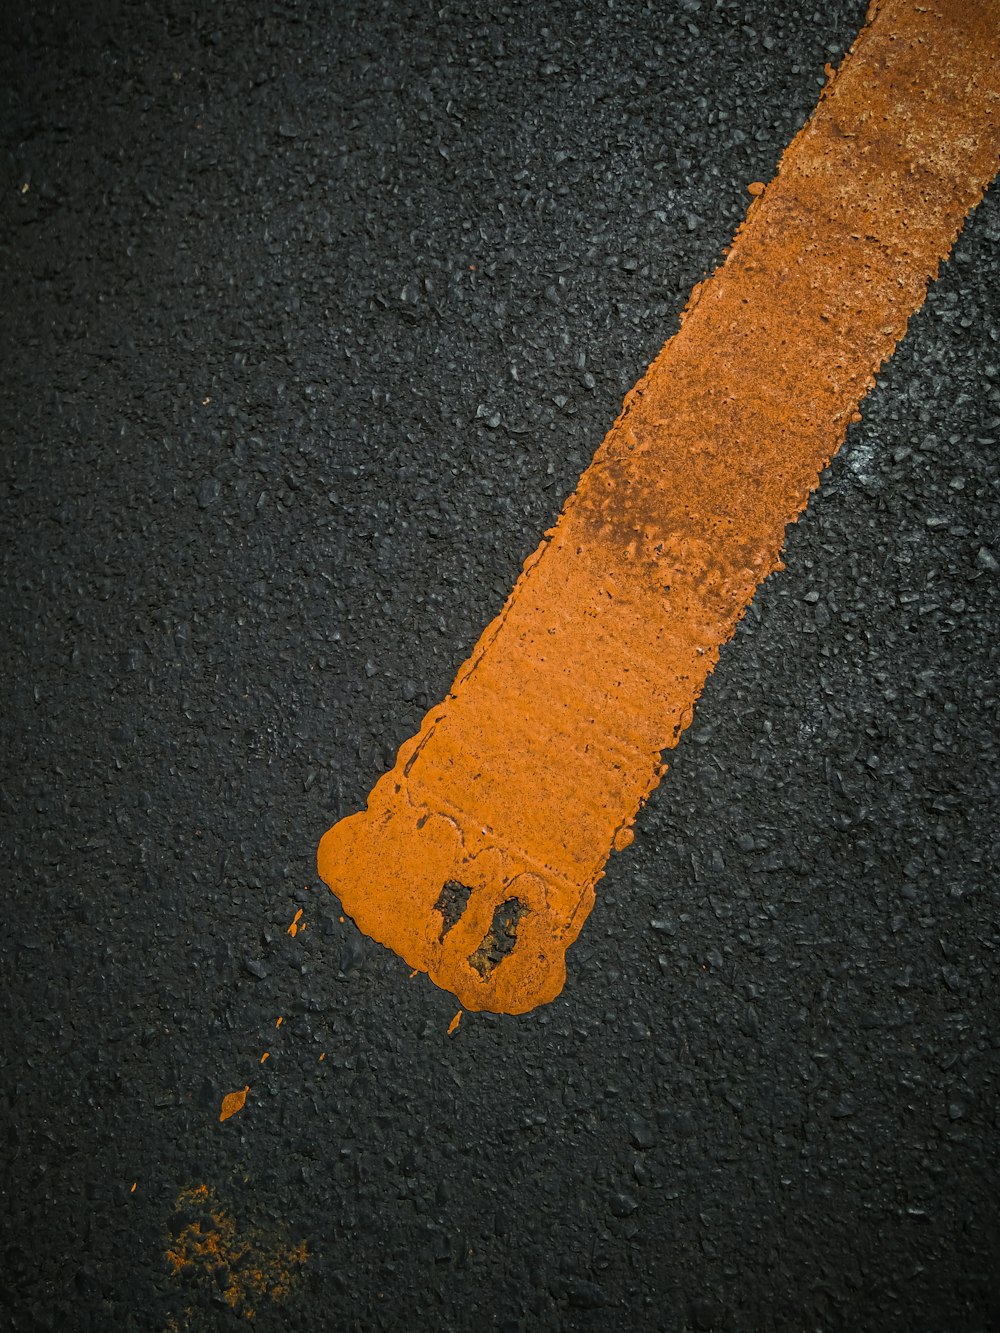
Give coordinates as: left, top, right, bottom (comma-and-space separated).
318, 0, 1000, 1014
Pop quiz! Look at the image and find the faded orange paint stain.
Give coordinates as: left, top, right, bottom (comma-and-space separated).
165, 1183, 308, 1321
219, 1085, 249, 1122
317, 0, 1000, 1014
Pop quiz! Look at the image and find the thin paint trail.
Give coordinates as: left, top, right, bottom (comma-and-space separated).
318, 0, 1000, 1014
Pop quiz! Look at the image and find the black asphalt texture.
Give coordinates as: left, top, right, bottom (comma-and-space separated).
2, 1, 998, 1330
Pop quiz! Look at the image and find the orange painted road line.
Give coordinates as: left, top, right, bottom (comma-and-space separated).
319, 0, 1000, 1014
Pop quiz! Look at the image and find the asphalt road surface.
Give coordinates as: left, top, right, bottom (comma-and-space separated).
2, 1, 998, 1330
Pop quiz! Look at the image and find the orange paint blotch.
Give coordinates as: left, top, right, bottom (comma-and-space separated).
287, 908, 304, 938
448, 1010, 462, 1035
165, 1183, 309, 1319
317, 0, 1000, 1016
131, 1182, 137, 1193
219, 1086, 249, 1122
260, 1052, 269, 1064
275, 1016, 283, 1028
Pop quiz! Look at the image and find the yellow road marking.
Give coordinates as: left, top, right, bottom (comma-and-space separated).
318, 0, 1000, 1014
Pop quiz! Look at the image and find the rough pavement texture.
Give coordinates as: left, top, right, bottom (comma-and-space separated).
1, 1, 998, 1330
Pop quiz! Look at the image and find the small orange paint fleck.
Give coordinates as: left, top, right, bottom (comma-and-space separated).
318, 1053, 325, 1062
260, 1052, 269, 1064
131, 1182, 137, 1193
275, 1016, 283, 1028
287, 907, 304, 938
409, 968, 419, 979
747, 181, 765, 196
219, 1086, 249, 1122
447, 1010, 462, 1035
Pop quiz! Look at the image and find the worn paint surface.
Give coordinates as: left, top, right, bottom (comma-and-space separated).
165, 1184, 308, 1321
318, 0, 1000, 1014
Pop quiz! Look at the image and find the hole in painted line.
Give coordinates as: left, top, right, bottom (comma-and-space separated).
470, 899, 526, 979
434, 881, 472, 941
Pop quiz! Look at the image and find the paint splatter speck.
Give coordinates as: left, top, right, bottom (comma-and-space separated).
220, 1085, 249, 1122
